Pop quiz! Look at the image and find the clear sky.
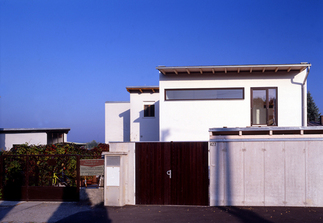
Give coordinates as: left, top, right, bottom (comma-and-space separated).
0, 0, 322, 143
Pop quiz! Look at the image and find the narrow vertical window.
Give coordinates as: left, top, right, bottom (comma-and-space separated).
251, 88, 277, 126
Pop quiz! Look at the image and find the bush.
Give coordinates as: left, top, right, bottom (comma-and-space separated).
1, 143, 109, 187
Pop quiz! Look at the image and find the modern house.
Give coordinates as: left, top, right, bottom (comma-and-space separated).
0, 128, 70, 151
103, 63, 323, 207
105, 63, 311, 143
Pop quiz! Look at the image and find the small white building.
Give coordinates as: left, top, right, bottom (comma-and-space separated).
0, 128, 70, 151
105, 63, 311, 143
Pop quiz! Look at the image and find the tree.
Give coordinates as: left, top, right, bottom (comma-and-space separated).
86, 140, 98, 149
307, 91, 321, 122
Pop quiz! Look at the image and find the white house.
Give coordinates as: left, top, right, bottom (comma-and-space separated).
103, 63, 323, 208
0, 128, 70, 151
105, 63, 311, 143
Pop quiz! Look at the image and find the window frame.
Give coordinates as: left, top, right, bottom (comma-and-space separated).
164, 87, 245, 101
250, 87, 278, 126
143, 104, 155, 118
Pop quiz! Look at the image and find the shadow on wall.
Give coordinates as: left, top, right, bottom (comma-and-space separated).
119, 109, 130, 142
213, 141, 232, 206
160, 129, 170, 142
133, 107, 159, 141
212, 141, 271, 222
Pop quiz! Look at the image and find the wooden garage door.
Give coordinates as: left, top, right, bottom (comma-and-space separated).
135, 142, 208, 206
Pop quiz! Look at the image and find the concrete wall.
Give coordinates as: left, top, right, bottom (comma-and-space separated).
159, 70, 307, 141
105, 102, 130, 143
0, 133, 47, 151
130, 92, 159, 142
209, 136, 323, 207
104, 143, 135, 206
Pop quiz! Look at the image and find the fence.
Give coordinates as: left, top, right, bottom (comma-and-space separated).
209, 127, 323, 207
0, 154, 80, 201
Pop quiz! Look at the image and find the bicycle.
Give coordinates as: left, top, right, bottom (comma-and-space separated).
52, 171, 70, 187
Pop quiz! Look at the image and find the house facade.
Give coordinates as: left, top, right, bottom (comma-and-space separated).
105, 63, 311, 143
103, 63, 323, 208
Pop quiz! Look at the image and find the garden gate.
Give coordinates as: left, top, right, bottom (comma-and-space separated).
135, 142, 208, 206
0, 154, 80, 201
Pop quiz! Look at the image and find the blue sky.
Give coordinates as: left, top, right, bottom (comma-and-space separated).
0, 0, 322, 143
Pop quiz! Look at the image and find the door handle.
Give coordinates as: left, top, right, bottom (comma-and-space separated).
166, 170, 171, 179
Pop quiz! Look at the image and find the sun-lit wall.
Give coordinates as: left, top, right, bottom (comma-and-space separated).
105, 102, 130, 143
159, 70, 307, 141
0, 133, 47, 151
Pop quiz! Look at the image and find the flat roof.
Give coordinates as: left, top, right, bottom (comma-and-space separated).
105, 101, 129, 104
156, 63, 311, 75
0, 128, 70, 134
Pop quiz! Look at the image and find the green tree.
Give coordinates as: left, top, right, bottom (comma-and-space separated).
86, 140, 98, 149
307, 91, 321, 122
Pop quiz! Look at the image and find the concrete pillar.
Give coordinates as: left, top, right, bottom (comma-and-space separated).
103, 152, 127, 206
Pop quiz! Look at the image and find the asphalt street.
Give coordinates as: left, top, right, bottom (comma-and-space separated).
0, 201, 323, 223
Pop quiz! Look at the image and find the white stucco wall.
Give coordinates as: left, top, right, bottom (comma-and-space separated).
130, 92, 159, 142
159, 70, 307, 141
105, 102, 130, 143
0, 133, 47, 151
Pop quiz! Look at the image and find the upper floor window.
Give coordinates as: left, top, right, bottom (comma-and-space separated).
251, 87, 277, 126
165, 88, 244, 101
144, 103, 155, 117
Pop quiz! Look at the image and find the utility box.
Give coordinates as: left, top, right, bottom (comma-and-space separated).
103, 152, 127, 206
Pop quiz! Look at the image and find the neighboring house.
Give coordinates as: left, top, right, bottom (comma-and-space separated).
105, 63, 311, 142
0, 128, 70, 151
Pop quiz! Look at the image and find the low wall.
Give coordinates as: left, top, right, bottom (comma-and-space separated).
209, 128, 323, 207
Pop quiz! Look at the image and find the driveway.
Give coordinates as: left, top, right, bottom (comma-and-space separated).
0, 201, 322, 223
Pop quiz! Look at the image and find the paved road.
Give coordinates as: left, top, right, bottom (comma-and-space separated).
0, 201, 323, 223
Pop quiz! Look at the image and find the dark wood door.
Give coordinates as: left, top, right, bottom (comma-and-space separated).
135, 142, 208, 206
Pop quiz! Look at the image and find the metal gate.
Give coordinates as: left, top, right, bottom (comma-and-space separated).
0, 155, 80, 201
135, 142, 208, 206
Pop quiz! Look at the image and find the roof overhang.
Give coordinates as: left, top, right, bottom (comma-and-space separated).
156, 63, 311, 75
0, 128, 71, 134
126, 86, 159, 93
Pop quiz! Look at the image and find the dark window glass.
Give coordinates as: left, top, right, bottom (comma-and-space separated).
165, 88, 244, 100
144, 104, 155, 117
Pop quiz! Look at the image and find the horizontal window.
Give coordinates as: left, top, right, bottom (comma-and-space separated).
165, 88, 244, 101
